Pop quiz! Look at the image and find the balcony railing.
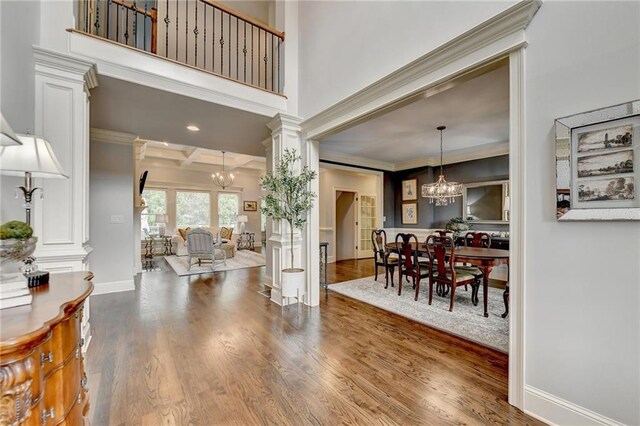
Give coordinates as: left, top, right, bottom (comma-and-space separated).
76, 0, 284, 95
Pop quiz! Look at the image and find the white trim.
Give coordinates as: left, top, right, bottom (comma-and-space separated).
302, 0, 541, 141
90, 128, 137, 145
524, 386, 624, 426
33, 45, 98, 92
320, 150, 395, 171
92, 279, 135, 295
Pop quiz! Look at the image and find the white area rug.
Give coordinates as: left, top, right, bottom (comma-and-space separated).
165, 251, 265, 276
330, 276, 508, 353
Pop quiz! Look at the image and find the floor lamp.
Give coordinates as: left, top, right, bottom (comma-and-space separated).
0, 134, 68, 274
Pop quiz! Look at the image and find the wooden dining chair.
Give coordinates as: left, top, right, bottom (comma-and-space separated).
426, 235, 478, 312
371, 229, 398, 288
458, 232, 493, 305
395, 233, 430, 301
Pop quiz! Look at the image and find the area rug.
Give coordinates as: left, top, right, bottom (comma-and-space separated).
164, 250, 266, 276
330, 276, 508, 353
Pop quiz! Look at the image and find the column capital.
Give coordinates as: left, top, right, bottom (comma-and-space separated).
33, 46, 98, 93
267, 113, 304, 134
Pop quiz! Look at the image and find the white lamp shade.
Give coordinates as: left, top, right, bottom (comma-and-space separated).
237, 215, 248, 223
0, 134, 67, 178
155, 214, 168, 224
0, 114, 22, 146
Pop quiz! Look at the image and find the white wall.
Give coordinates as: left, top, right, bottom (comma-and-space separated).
141, 159, 264, 238
319, 166, 381, 262
298, 1, 516, 118
0, 0, 41, 223
89, 141, 134, 287
524, 2, 640, 424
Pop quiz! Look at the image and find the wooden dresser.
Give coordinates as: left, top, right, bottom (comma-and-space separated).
0, 272, 93, 425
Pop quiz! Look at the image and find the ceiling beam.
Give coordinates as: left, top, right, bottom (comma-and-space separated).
180, 148, 204, 167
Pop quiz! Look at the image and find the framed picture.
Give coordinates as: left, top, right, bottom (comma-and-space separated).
243, 201, 258, 211
402, 179, 417, 201
402, 203, 418, 225
555, 99, 639, 220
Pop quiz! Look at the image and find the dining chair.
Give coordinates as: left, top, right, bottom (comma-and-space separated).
426, 235, 478, 312
458, 231, 492, 305
395, 233, 430, 301
371, 229, 398, 288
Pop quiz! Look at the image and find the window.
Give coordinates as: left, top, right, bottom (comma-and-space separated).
176, 191, 211, 228
141, 189, 166, 237
218, 193, 239, 228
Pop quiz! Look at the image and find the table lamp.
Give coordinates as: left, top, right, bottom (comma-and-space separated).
0, 113, 23, 146
237, 215, 248, 234
155, 214, 168, 236
0, 134, 68, 276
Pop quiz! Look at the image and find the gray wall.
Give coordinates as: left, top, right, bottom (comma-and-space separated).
0, 0, 41, 223
89, 141, 134, 285
391, 155, 509, 230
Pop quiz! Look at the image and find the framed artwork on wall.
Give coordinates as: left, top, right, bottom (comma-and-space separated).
402, 179, 417, 201
243, 201, 258, 211
402, 203, 418, 225
555, 99, 639, 220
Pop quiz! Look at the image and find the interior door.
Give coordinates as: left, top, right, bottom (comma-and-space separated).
357, 195, 377, 259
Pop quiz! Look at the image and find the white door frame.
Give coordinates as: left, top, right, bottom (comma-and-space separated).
301, 0, 540, 409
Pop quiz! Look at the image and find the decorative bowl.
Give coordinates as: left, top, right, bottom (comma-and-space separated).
0, 237, 38, 264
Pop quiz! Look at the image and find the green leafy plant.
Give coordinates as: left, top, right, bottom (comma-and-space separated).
260, 149, 317, 269
445, 217, 471, 236
0, 221, 33, 240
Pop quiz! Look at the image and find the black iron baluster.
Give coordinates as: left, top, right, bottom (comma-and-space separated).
185, 0, 188, 64
144, 4, 147, 51
264, 31, 268, 90
219, 10, 224, 74
212, 7, 215, 71
251, 24, 254, 85
116, 5, 119, 43
271, 34, 274, 92
84, 0, 88, 32
236, 17, 239, 81
194, 0, 199, 66
258, 29, 260, 86
106, 0, 111, 40
228, 14, 231, 77
94, 0, 100, 36
164, 0, 169, 57
124, 7, 129, 45
175, 0, 179, 59
277, 38, 281, 93
243, 22, 247, 83
132, 2, 137, 49
203, 3, 207, 69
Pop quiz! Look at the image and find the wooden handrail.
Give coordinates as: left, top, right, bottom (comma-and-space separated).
199, 0, 284, 40
112, 0, 157, 21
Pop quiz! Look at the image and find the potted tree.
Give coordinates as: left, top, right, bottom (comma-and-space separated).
261, 148, 317, 301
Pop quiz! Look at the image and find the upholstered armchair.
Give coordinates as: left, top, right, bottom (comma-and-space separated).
172, 227, 236, 257
185, 228, 227, 271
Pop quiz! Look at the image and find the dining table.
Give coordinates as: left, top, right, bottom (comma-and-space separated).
386, 242, 509, 318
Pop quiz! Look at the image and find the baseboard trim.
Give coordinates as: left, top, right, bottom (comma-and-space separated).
524, 385, 624, 426
92, 279, 135, 295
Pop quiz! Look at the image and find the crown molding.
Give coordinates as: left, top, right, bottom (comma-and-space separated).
319, 150, 395, 171
141, 157, 264, 175
33, 45, 98, 91
267, 113, 304, 133
90, 128, 137, 145
301, 0, 540, 140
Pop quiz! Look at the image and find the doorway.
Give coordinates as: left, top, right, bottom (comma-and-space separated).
335, 190, 357, 261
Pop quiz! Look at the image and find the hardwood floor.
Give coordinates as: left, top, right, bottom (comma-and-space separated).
86, 261, 539, 425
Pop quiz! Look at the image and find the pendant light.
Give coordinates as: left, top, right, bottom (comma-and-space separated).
212, 151, 235, 189
421, 126, 463, 206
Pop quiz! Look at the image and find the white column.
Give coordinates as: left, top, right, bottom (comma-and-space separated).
133, 139, 147, 274
304, 139, 320, 307
265, 113, 305, 306
32, 46, 97, 271
32, 46, 97, 353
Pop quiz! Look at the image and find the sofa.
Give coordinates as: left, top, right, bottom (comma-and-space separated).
172, 227, 236, 258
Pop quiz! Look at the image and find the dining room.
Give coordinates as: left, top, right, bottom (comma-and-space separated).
320, 59, 512, 353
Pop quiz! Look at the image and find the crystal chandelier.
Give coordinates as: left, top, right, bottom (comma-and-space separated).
421, 126, 463, 206
212, 151, 234, 189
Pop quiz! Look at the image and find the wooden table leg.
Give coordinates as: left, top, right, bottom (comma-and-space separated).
502, 284, 509, 318
482, 268, 490, 318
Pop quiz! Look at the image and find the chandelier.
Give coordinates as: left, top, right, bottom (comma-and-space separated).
421, 126, 462, 206
212, 151, 234, 189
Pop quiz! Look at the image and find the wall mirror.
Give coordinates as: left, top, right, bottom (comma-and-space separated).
462, 180, 509, 224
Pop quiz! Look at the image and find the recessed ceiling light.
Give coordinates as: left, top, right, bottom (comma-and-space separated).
187, 125, 200, 132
